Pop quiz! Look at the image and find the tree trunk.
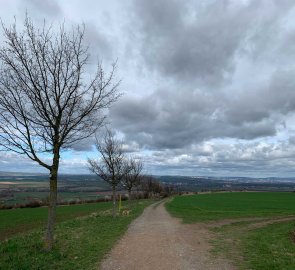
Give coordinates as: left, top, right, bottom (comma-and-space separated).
44, 148, 59, 251
128, 189, 132, 201
112, 186, 116, 217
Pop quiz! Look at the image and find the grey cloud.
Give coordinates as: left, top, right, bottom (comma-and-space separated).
69, 137, 95, 152
245, 0, 295, 62
122, 141, 141, 153
224, 68, 295, 129
25, 0, 62, 18
143, 140, 295, 176
266, 69, 295, 113
130, 0, 266, 85
129, 0, 295, 89
84, 22, 114, 62
110, 84, 278, 150
288, 136, 295, 145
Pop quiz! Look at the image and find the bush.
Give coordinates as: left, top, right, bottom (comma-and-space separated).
25, 200, 42, 208
0, 193, 145, 210
0, 204, 13, 210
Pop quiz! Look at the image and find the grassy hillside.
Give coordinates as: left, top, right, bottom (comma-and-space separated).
0, 199, 155, 270
166, 192, 295, 270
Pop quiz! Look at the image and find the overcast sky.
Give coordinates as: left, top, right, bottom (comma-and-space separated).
1, 0, 295, 177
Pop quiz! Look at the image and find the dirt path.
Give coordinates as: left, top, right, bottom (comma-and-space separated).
100, 201, 235, 270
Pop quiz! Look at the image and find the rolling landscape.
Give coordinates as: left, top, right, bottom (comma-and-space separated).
1, 188, 295, 269
2, 172, 295, 206
1, 1, 295, 270
1, 172, 295, 268
0, 173, 109, 206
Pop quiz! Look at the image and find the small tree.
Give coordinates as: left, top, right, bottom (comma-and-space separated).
88, 129, 126, 217
0, 17, 120, 250
122, 158, 143, 200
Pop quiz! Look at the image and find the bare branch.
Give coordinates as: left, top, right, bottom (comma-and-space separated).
122, 157, 143, 198
88, 128, 127, 216
0, 16, 120, 170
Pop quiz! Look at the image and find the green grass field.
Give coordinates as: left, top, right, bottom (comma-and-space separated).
166, 192, 295, 222
0, 201, 113, 240
166, 192, 295, 270
0, 199, 155, 269
1, 191, 104, 206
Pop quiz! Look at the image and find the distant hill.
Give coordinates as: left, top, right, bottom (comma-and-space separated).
154, 175, 295, 192
0, 171, 47, 176
1, 172, 295, 192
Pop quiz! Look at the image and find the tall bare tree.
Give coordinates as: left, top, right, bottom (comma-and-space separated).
88, 129, 127, 217
0, 17, 120, 250
122, 158, 143, 200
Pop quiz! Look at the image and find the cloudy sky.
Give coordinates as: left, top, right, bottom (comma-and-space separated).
1, 0, 295, 177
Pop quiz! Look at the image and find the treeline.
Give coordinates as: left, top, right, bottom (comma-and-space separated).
0, 177, 175, 210
0, 195, 128, 210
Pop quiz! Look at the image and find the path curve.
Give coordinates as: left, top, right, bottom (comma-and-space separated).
100, 200, 235, 270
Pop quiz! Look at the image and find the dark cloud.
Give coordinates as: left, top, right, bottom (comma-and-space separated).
110, 85, 277, 150
130, 0, 295, 86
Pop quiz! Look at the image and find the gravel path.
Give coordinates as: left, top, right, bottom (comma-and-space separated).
100, 200, 235, 270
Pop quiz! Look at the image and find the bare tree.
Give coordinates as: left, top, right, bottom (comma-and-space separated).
0, 17, 120, 250
88, 129, 126, 217
122, 158, 143, 200
140, 175, 163, 198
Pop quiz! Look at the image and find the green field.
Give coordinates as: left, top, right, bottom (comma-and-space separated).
166, 192, 295, 222
1, 191, 104, 206
166, 192, 295, 270
0, 201, 113, 240
0, 199, 155, 269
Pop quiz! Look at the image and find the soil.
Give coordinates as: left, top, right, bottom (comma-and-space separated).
99, 200, 236, 270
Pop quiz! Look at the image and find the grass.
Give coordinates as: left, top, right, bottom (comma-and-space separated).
166, 192, 295, 269
212, 219, 295, 270
242, 221, 295, 269
0, 199, 155, 270
166, 192, 295, 222
0, 201, 112, 240
1, 191, 104, 206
